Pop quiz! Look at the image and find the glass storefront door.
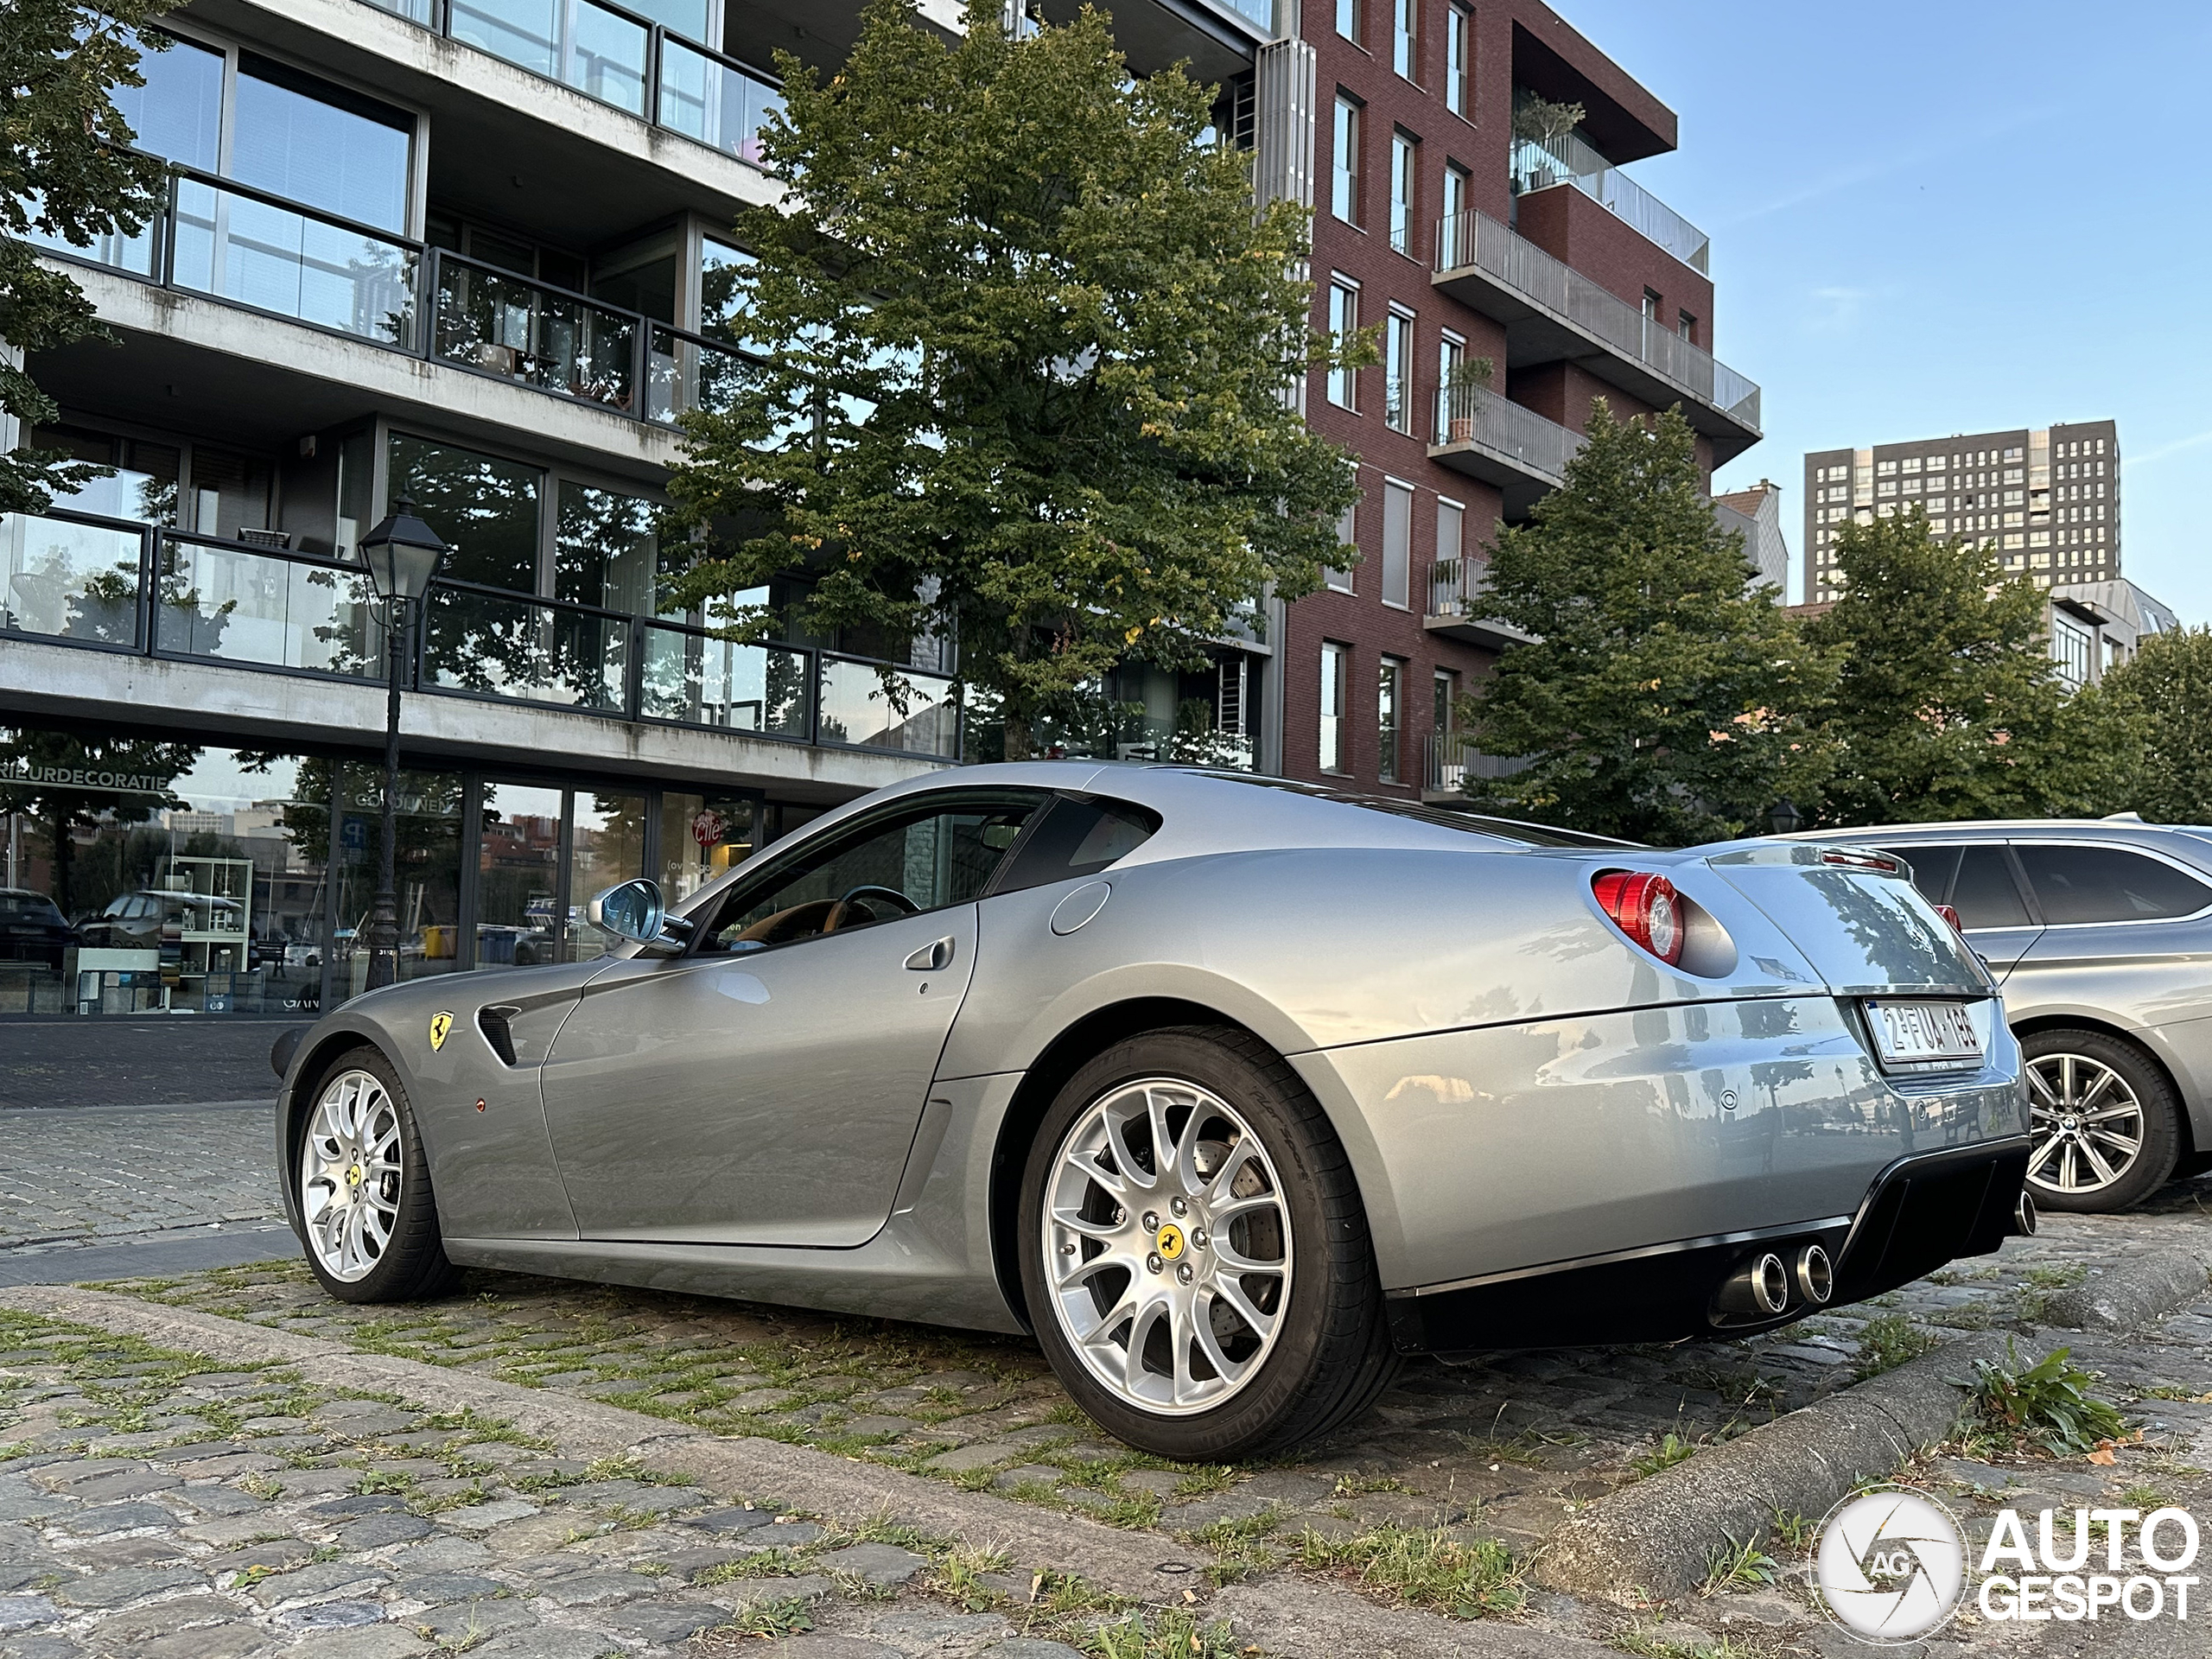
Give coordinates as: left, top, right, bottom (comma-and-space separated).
332, 762, 463, 1000
476, 779, 564, 968
569, 791, 645, 958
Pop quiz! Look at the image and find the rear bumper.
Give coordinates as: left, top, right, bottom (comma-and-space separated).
1385, 1135, 2031, 1354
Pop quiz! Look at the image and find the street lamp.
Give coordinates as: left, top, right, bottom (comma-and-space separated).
1764, 798, 1804, 837
357, 496, 448, 993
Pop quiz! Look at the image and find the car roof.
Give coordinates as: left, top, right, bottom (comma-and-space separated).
1792, 820, 2212, 848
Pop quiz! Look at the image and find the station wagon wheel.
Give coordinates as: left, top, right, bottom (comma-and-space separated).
294, 1045, 458, 1303
1017, 1027, 1398, 1461
2020, 1028, 2181, 1215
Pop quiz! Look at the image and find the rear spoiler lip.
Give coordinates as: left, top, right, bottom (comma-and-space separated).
1699, 838, 1912, 876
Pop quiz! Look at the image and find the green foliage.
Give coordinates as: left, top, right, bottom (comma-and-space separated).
1963, 1341, 2128, 1458
2097, 626, 2212, 823
1851, 1312, 1943, 1380
1084, 1609, 1241, 1659
2, 0, 178, 513
1769, 1509, 1815, 1551
1628, 1431, 1696, 1479
1293, 1522, 1523, 1618
1462, 404, 1830, 843
664, 0, 1363, 756
1701, 1530, 1778, 1594
1803, 510, 2125, 824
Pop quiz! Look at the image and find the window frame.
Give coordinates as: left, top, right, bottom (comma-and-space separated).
1319, 642, 1351, 774
1377, 655, 1405, 783
1326, 277, 1361, 410
1332, 94, 1363, 226
1444, 3, 1472, 118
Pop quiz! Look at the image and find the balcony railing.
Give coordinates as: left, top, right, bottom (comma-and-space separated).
1433, 210, 1760, 432
361, 0, 782, 169
1432, 382, 1586, 480
1425, 729, 1531, 793
1509, 131, 1711, 274
432, 252, 641, 413
1, 507, 961, 761
1427, 555, 1496, 621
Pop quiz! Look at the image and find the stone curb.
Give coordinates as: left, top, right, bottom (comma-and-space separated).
0, 1285, 1209, 1599
2043, 1241, 2212, 1332
1213, 1578, 1620, 1658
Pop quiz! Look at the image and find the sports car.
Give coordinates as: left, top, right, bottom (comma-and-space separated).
271, 763, 2031, 1459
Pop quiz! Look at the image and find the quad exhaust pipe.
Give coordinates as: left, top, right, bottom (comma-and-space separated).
1716, 1243, 1834, 1319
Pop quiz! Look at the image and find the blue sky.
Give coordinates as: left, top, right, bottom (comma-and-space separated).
1554, 1, 2212, 619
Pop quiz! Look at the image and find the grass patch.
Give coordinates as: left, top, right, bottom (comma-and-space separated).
1628, 1433, 1696, 1480
1293, 1523, 1522, 1618
1851, 1313, 1943, 1380
1701, 1531, 1779, 1595
1084, 1609, 1241, 1659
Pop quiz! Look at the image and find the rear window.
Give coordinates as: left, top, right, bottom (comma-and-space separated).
2016, 844, 2212, 925
1876, 845, 1960, 906
0, 893, 61, 922
991, 794, 1161, 895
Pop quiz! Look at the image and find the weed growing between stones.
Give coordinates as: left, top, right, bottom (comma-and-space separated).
1961, 1341, 2128, 1457
1291, 1522, 1523, 1618
1849, 1313, 1943, 1380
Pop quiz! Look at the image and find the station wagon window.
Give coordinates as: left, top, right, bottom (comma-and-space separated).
1949, 845, 2031, 930
1877, 844, 1959, 907
989, 795, 1161, 896
696, 795, 1045, 952
2015, 845, 2212, 925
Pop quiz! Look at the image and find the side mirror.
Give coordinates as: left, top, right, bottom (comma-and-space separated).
588, 879, 691, 956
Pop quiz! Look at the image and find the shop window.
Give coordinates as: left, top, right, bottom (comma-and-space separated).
386, 433, 543, 593
660, 792, 758, 903
569, 791, 645, 958
476, 780, 564, 968
334, 761, 462, 995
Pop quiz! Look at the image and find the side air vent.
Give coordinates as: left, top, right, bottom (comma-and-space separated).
477, 1005, 521, 1067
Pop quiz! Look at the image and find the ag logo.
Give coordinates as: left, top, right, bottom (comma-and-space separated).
429, 1011, 454, 1052
1155, 1224, 1185, 1261
1814, 1485, 1967, 1643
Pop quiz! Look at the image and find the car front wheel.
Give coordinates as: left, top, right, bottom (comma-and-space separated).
296, 1046, 458, 1302
1016, 1027, 1398, 1460
2022, 1027, 2181, 1213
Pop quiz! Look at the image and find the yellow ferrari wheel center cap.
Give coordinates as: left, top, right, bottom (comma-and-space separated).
1155, 1224, 1185, 1261
346, 1165, 363, 1189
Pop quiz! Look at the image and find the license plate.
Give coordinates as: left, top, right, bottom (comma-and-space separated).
1866, 1000, 1984, 1070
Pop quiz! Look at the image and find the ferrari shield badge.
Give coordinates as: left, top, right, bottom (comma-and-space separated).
429, 1011, 454, 1052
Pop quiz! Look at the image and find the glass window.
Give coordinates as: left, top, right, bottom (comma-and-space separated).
1875, 844, 1960, 907
114, 30, 224, 171
1445, 4, 1471, 117
659, 793, 757, 904
1441, 162, 1468, 243
556, 481, 671, 616
1377, 658, 1403, 783
1332, 97, 1360, 225
1949, 844, 2030, 930
386, 434, 543, 594
568, 791, 645, 959
1327, 499, 1357, 593
1432, 667, 1455, 734
475, 780, 563, 968
1326, 281, 1359, 410
2017, 845, 2212, 925
992, 794, 1160, 896
1335, 0, 1358, 42
1389, 132, 1414, 254
699, 796, 1044, 953
333, 761, 461, 995
1383, 311, 1412, 432
32, 425, 179, 524
1382, 479, 1412, 607
230, 54, 413, 235
187, 445, 273, 540
1393, 0, 1418, 78
1319, 642, 1350, 773
698, 237, 757, 347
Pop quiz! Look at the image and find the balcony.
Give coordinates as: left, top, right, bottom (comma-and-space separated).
1432, 211, 1761, 462
1510, 132, 1709, 274
1422, 730, 1531, 804
1428, 383, 1586, 519
1425, 556, 1535, 652
1, 506, 961, 766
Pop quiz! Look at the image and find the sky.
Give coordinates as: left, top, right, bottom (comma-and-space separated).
1551, 0, 2212, 620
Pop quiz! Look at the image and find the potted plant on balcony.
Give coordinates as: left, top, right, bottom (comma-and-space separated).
1443, 356, 1496, 444
1510, 93, 1584, 193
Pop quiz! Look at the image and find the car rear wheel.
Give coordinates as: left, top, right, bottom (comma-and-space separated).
2022, 1028, 2180, 1213
296, 1046, 458, 1302
1016, 1027, 1398, 1460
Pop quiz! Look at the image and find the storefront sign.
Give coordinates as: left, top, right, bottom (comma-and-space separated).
0, 760, 175, 797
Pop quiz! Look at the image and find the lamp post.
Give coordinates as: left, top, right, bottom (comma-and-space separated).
1764, 798, 1804, 837
357, 496, 448, 993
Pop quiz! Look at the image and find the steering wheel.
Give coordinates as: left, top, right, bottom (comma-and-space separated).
823, 884, 922, 933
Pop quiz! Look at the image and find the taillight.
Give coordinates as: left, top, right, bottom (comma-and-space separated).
1936, 903, 1965, 933
1592, 871, 1687, 966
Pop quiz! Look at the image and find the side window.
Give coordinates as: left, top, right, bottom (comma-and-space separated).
2016, 845, 2212, 926
1876, 845, 1958, 906
698, 798, 1042, 952
1949, 845, 2031, 930
991, 795, 1161, 897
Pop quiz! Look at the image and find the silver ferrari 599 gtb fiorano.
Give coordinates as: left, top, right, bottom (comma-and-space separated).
272, 763, 2032, 1459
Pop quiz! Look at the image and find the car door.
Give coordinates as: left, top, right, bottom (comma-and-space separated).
538, 790, 1046, 1247
2005, 840, 2212, 1022
1875, 840, 2044, 980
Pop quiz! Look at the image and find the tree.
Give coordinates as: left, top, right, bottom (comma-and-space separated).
2097, 626, 2212, 823
662, 0, 1364, 758
3, 0, 176, 514
1802, 510, 2115, 825
0, 729, 197, 918
1460, 403, 1830, 845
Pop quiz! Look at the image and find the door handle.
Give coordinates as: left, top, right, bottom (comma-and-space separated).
905, 936, 955, 971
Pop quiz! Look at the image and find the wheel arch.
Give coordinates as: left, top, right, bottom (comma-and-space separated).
276, 1025, 404, 1236
2012, 1014, 2199, 1161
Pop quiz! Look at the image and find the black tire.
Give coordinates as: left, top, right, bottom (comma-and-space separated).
1016, 1026, 1399, 1460
2021, 1027, 2181, 1214
293, 1045, 459, 1303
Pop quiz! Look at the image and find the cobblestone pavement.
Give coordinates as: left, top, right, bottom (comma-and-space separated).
0, 1106, 282, 1250
0, 1306, 1225, 1659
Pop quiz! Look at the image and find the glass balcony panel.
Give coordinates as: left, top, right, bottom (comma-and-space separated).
433, 257, 638, 411
568, 0, 648, 114
0, 514, 144, 645
18, 200, 159, 278
645, 324, 751, 423
638, 625, 810, 735
171, 179, 417, 346
657, 38, 781, 167
449, 0, 559, 79
359, 0, 437, 22
421, 585, 630, 711
1509, 132, 1711, 274
817, 658, 957, 758
153, 537, 385, 676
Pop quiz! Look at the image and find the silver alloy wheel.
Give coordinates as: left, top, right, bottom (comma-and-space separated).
2026, 1052, 2145, 1196
1041, 1077, 1294, 1415
300, 1068, 404, 1281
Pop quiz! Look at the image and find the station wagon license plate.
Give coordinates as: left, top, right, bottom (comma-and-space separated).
1866, 1000, 1984, 1070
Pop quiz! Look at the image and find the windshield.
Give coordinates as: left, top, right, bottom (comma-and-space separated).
1184, 772, 1637, 849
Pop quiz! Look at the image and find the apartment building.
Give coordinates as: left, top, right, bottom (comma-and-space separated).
1802, 420, 2120, 605
1, 0, 1274, 1015
1263, 0, 1761, 800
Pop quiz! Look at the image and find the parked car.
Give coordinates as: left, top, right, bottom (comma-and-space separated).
1796, 817, 2212, 1214
0, 888, 74, 968
273, 764, 2030, 1459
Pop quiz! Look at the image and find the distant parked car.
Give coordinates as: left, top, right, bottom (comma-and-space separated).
0, 889, 73, 968
77, 888, 245, 951
1796, 818, 2212, 1213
